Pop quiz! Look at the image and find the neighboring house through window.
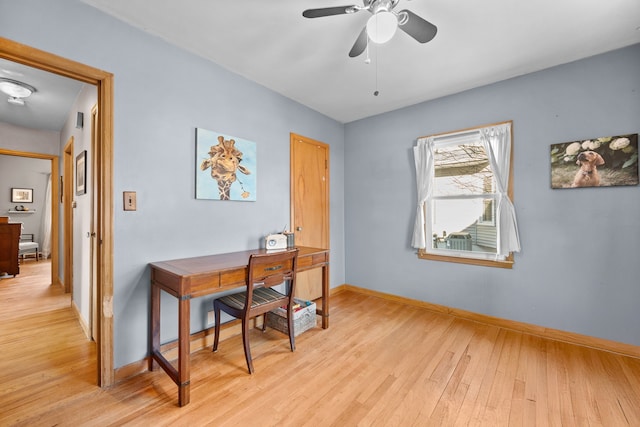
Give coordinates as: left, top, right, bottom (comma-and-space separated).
412, 121, 520, 268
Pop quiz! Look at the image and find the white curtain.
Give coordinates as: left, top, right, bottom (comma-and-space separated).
480, 124, 521, 255
411, 137, 435, 249
41, 173, 52, 259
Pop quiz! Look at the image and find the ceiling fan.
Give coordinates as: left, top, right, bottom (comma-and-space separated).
302, 0, 437, 58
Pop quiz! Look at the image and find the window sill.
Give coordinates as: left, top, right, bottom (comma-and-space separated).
417, 249, 514, 269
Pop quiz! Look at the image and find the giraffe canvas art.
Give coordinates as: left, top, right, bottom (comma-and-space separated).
196, 128, 257, 201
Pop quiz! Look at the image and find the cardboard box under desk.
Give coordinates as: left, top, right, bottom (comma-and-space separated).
265, 298, 316, 337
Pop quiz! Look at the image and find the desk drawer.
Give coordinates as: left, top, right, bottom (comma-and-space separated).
298, 252, 328, 269
190, 273, 220, 297
312, 252, 328, 265
220, 268, 247, 289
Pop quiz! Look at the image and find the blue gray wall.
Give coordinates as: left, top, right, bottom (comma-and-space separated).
344, 44, 640, 347
0, 152, 50, 241
1, 0, 345, 367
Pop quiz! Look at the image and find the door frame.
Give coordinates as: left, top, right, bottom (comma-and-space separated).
0, 37, 115, 387
90, 105, 99, 341
63, 138, 74, 295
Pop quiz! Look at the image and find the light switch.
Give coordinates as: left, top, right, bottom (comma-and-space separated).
123, 191, 137, 211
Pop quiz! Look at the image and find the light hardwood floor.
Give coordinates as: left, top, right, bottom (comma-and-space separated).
1, 261, 639, 426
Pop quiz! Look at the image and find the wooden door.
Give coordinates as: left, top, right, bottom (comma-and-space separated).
90, 105, 99, 341
290, 133, 329, 301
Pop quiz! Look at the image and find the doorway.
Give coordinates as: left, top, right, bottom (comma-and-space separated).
290, 133, 330, 301
0, 37, 115, 387
0, 151, 59, 284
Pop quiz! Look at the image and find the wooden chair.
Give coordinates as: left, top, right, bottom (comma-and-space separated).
212, 248, 298, 374
19, 234, 40, 262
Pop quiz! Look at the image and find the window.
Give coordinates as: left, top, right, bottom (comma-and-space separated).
412, 121, 520, 268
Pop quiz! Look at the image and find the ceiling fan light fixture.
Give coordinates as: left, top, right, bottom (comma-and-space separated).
0, 78, 36, 99
366, 11, 398, 44
7, 96, 26, 106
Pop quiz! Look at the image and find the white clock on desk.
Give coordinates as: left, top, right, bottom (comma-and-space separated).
265, 234, 287, 250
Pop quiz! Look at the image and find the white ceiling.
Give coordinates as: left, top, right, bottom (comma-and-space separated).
1, 1, 639, 131
0, 58, 83, 131
80, 0, 640, 123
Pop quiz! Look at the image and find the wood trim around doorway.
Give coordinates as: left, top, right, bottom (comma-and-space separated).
63, 139, 74, 295
0, 37, 115, 387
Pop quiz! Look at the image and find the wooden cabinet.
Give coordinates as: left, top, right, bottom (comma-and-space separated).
0, 222, 21, 276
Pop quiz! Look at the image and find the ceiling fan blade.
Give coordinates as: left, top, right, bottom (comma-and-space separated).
348, 27, 368, 57
398, 10, 438, 43
302, 6, 357, 18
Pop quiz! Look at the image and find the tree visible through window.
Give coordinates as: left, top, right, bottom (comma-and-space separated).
412, 121, 520, 268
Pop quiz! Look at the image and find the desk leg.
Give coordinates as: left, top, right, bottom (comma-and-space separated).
322, 264, 330, 329
177, 296, 191, 407
149, 283, 160, 371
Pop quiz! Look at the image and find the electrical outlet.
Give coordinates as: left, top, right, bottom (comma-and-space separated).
123, 191, 136, 211
207, 310, 215, 325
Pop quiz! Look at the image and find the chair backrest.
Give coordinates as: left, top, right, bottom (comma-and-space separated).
20, 233, 35, 243
245, 249, 298, 309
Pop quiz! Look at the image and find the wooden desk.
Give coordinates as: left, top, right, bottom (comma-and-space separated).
0, 222, 21, 276
149, 246, 329, 406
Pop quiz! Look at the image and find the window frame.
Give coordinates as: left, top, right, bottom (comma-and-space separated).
477, 175, 496, 226
416, 121, 515, 269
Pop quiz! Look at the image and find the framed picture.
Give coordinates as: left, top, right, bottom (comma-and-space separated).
550, 133, 638, 189
11, 187, 33, 203
76, 150, 87, 195
195, 128, 257, 201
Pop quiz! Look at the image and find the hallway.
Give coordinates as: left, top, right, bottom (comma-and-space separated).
0, 260, 97, 424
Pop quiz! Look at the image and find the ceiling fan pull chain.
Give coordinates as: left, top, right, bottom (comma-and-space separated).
374, 44, 379, 96
364, 37, 379, 96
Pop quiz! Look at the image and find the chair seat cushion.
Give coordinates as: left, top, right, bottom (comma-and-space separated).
219, 287, 285, 310
19, 242, 39, 251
